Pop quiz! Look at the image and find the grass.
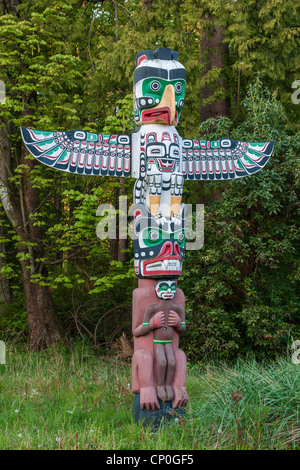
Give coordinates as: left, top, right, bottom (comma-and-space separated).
0, 341, 299, 450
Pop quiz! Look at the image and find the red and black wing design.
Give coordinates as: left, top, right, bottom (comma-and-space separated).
181, 138, 274, 180
21, 127, 131, 177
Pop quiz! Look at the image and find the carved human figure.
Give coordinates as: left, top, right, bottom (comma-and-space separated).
133, 280, 186, 402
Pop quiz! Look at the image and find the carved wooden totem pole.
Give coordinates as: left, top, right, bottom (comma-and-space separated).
21, 48, 274, 424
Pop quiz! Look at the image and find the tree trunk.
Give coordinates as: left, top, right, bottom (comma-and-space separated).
200, 22, 230, 121
198, 21, 229, 204
19, 257, 64, 350
142, 0, 152, 31
0, 222, 12, 304
142, 0, 152, 9
0, 0, 18, 14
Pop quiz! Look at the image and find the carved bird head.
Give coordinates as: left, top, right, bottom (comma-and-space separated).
133, 48, 186, 127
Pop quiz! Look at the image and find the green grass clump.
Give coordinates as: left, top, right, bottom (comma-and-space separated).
187, 358, 299, 449
0, 342, 299, 450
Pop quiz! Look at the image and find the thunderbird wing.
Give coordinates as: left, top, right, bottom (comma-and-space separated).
21, 127, 131, 177
181, 137, 274, 180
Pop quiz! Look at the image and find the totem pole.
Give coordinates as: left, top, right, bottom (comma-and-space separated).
21, 48, 274, 424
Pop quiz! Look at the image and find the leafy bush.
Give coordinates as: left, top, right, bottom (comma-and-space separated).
180, 77, 300, 360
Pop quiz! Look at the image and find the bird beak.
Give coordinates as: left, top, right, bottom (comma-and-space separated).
158, 84, 176, 125
140, 84, 177, 126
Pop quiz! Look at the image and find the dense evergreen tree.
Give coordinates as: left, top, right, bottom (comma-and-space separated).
0, 0, 298, 354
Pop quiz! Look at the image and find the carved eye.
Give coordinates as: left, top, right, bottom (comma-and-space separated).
149, 230, 159, 241
178, 232, 185, 242
169, 145, 180, 158
146, 143, 165, 158
150, 80, 161, 91
174, 82, 183, 93
178, 98, 184, 108
159, 283, 169, 291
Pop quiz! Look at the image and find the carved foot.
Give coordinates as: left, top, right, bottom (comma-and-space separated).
140, 387, 160, 411
171, 214, 182, 226
156, 385, 167, 401
165, 385, 174, 401
173, 386, 189, 409
153, 211, 162, 220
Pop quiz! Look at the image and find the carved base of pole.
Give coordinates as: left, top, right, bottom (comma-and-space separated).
132, 393, 185, 427
131, 279, 188, 424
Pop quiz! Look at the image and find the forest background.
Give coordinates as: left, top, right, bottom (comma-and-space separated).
0, 0, 299, 359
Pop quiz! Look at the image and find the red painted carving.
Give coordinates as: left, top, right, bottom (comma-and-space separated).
132, 279, 188, 410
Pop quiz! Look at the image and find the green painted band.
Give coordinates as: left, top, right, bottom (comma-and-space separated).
143, 322, 149, 325
153, 339, 173, 344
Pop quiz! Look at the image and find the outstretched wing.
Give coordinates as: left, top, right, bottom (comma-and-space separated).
181, 138, 274, 180
21, 127, 131, 177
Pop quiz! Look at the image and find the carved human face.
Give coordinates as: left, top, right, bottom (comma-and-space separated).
145, 128, 181, 174
155, 280, 177, 300
133, 205, 185, 279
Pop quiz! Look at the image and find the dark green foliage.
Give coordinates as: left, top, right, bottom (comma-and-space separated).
0, 1, 298, 356
180, 77, 299, 359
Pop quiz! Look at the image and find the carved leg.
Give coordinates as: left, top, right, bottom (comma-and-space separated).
149, 174, 162, 217
149, 195, 161, 218
170, 196, 182, 218
153, 343, 167, 401
170, 174, 183, 220
132, 349, 160, 410
164, 342, 176, 401
172, 349, 189, 408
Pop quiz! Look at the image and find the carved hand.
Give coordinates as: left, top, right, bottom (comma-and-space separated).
149, 310, 165, 329
168, 310, 181, 327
